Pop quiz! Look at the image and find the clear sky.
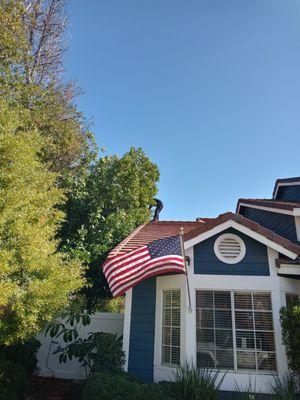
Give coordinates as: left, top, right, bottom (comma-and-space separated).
65, 0, 300, 221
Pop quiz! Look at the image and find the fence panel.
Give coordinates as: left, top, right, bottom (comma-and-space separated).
36, 312, 124, 380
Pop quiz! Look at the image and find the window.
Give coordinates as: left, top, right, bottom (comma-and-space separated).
196, 291, 234, 369
214, 234, 246, 264
286, 293, 300, 307
196, 290, 276, 372
162, 290, 181, 365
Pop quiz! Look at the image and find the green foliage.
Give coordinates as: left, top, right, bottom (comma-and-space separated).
98, 297, 124, 313
280, 303, 300, 373
0, 101, 84, 344
0, 359, 28, 400
170, 363, 225, 400
47, 314, 124, 376
271, 373, 300, 400
80, 372, 171, 400
0, 337, 40, 400
60, 147, 159, 308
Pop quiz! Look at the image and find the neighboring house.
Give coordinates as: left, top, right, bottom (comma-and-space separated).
106, 177, 300, 396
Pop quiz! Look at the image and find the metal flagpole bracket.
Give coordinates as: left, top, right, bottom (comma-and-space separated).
179, 227, 192, 312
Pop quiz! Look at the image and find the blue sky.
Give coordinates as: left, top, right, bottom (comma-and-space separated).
65, 0, 300, 221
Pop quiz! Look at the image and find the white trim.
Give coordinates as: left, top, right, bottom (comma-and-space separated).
184, 220, 299, 260
237, 202, 293, 216
237, 202, 300, 217
295, 216, 300, 241
274, 181, 300, 200
278, 265, 300, 276
123, 289, 132, 371
214, 233, 246, 264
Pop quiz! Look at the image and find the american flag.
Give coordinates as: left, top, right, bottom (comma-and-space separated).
103, 235, 186, 297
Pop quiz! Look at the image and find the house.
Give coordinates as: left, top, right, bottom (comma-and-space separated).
106, 177, 300, 396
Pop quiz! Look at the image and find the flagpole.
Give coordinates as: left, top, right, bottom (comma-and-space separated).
179, 228, 192, 311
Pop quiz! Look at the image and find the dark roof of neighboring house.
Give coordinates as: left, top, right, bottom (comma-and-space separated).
272, 176, 300, 199
236, 198, 300, 213
107, 212, 300, 259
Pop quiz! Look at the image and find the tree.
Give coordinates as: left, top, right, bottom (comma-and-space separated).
0, 0, 96, 177
60, 148, 160, 309
0, 101, 84, 345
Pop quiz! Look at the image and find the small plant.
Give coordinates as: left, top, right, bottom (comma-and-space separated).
234, 379, 263, 400
271, 373, 300, 400
46, 313, 124, 376
170, 362, 225, 400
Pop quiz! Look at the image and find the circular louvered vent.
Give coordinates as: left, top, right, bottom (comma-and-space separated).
214, 234, 246, 264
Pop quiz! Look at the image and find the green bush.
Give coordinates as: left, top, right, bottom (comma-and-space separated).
170, 363, 225, 400
0, 359, 28, 400
80, 372, 142, 400
80, 371, 172, 400
0, 338, 41, 400
280, 303, 300, 373
271, 373, 300, 400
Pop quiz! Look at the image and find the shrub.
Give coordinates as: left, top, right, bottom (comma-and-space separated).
80, 371, 172, 400
271, 373, 300, 400
80, 372, 142, 400
280, 303, 300, 373
170, 363, 225, 400
0, 359, 28, 400
0, 338, 41, 400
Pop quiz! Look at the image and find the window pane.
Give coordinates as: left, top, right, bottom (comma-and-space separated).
216, 350, 234, 369
235, 311, 254, 329
163, 308, 171, 326
162, 346, 170, 364
214, 291, 231, 309
215, 310, 232, 329
162, 327, 171, 345
172, 328, 180, 347
216, 330, 233, 349
236, 331, 255, 351
257, 352, 276, 371
196, 291, 213, 308
235, 292, 252, 309
237, 351, 256, 370
171, 347, 180, 365
197, 329, 214, 348
256, 331, 275, 352
254, 312, 273, 330
172, 290, 181, 307
199, 309, 214, 328
163, 291, 171, 307
172, 308, 180, 327
254, 293, 271, 310
197, 350, 215, 368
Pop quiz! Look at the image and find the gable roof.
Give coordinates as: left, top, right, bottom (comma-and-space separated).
183, 212, 300, 257
107, 221, 201, 258
107, 212, 300, 260
236, 198, 300, 214
273, 176, 300, 199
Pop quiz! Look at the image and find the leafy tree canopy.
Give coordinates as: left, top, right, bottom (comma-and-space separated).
60, 148, 160, 309
0, 100, 84, 344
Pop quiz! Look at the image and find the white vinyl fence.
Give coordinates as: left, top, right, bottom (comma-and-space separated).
36, 312, 124, 380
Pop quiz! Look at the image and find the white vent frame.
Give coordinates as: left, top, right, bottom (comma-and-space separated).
214, 233, 246, 264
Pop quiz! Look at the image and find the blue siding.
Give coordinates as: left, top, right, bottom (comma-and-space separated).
276, 184, 300, 201
241, 207, 298, 243
128, 277, 156, 382
194, 228, 269, 276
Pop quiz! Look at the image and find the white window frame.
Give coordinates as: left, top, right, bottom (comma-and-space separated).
195, 290, 277, 374
161, 289, 181, 366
